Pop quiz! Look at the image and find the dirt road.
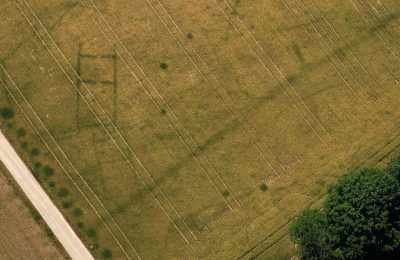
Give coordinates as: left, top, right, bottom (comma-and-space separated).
0, 131, 94, 260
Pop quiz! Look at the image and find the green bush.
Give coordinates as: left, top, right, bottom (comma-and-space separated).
30, 148, 40, 157
77, 222, 84, 229
187, 32, 193, 39
43, 165, 54, 176
86, 227, 97, 238
259, 183, 268, 192
48, 181, 55, 188
62, 201, 72, 209
57, 188, 69, 197
222, 190, 230, 197
0, 107, 14, 120
16, 128, 26, 137
101, 249, 112, 259
34, 162, 42, 169
20, 141, 28, 149
160, 62, 168, 70
73, 208, 83, 217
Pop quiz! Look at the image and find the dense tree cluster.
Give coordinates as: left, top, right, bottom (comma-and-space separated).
291, 155, 400, 259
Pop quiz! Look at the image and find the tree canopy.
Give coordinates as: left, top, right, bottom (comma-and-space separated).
291, 164, 400, 259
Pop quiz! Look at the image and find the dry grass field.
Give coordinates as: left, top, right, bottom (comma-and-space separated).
1, 0, 400, 259
0, 163, 66, 260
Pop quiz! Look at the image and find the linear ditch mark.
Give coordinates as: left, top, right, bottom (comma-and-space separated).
292, 0, 378, 102
79, 0, 241, 210
146, 0, 286, 178
15, 0, 198, 252
278, 0, 370, 108
76, 46, 118, 129
305, 0, 387, 98
214, 0, 332, 144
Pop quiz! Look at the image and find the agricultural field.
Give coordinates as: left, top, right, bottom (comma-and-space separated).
0, 163, 66, 259
1, 0, 400, 259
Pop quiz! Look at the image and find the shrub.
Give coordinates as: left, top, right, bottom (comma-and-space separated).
0, 107, 14, 119
34, 161, 42, 169
57, 188, 69, 197
20, 141, 28, 149
187, 32, 193, 39
43, 165, 54, 176
48, 181, 55, 188
222, 190, 230, 197
30, 148, 40, 157
86, 227, 97, 238
62, 201, 72, 209
160, 62, 168, 70
77, 222, 84, 229
16, 128, 26, 137
101, 249, 112, 259
73, 208, 83, 217
259, 183, 268, 192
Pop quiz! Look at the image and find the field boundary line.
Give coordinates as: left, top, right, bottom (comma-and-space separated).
293, 0, 378, 101
0, 70, 138, 260
80, 0, 240, 209
147, 0, 286, 176
307, 0, 388, 97
278, 0, 369, 109
15, 0, 197, 252
347, 0, 399, 58
359, 0, 400, 53
213, 0, 333, 143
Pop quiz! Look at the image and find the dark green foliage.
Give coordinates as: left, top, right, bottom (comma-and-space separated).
324, 168, 400, 259
62, 201, 72, 209
48, 181, 55, 188
387, 154, 400, 182
259, 183, 268, 192
101, 249, 112, 259
187, 32, 193, 39
45, 228, 54, 238
77, 222, 84, 229
30, 147, 40, 157
160, 62, 168, 70
291, 168, 400, 259
16, 128, 26, 137
6, 122, 14, 128
0, 107, 14, 119
43, 165, 54, 176
20, 141, 28, 149
161, 108, 167, 115
73, 208, 83, 217
31, 210, 41, 221
34, 161, 42, 169
222, 190, 230, 197
290, 209, 333, 260
87, 228, 97, 238
57, 188, 69, 197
